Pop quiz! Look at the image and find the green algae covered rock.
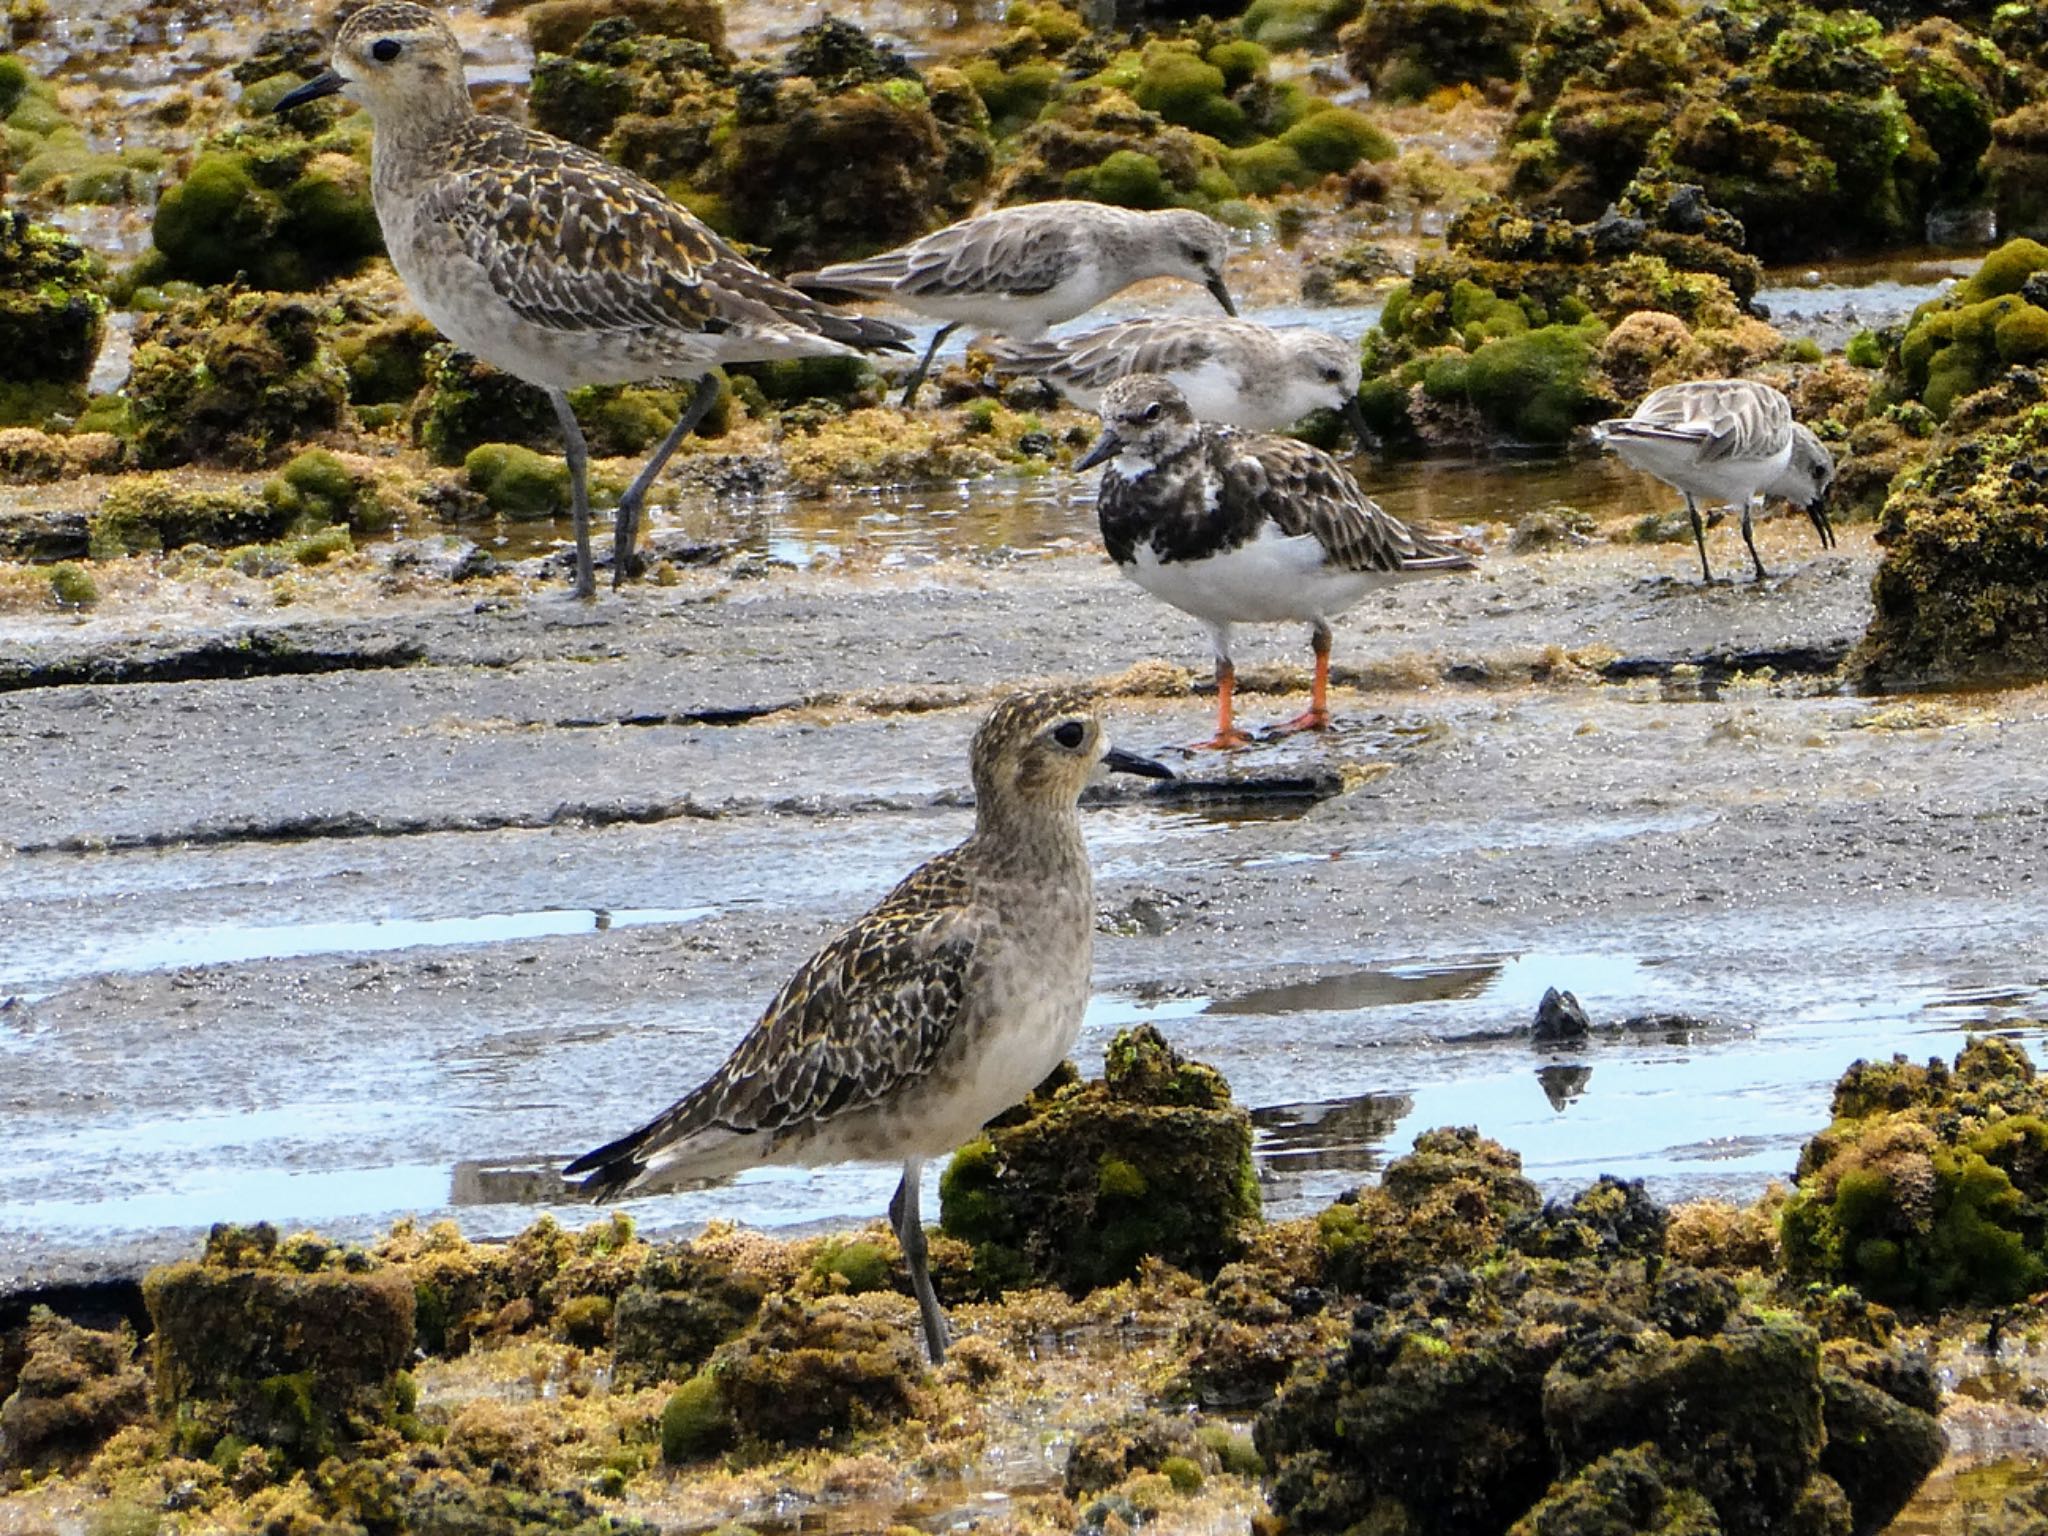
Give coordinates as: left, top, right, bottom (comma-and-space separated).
0, 213, 106, 427
0, 1306, 150, 1476
611, 1244, 767, 1390
1989, 101, 2048, 239
466, 442, 571, 520
939, 1025, 1259, 1296
414, 347, 559, 466
143, 1222, 414, 1466
1259, 1157, 1942, 1536
125, 288, 351, 470
711, 1293, 924, 1446
1342, 0, 1541, 97
1781, 1037, 2048, 1294
1243, 0, 1367, 50
88, 476, 288, 558
262, 448, 391, 534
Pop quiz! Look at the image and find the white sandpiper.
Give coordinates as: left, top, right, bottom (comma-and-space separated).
277, 2, 910, 599
1079, 374, 1475, 749
1595, 378, 1836, 583
790, 200, 1238, 407
988, 317, 1371, 442
563, 690, 1172, 1362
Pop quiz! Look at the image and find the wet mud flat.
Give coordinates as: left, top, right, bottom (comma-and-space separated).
3, 522, 2045, 1293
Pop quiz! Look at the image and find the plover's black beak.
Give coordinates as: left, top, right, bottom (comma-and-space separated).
1103, 747, 1173, 780
1075, 429, 1118, 473
1207, 276, 1238, 317
1342, 394, 1380, 452
275, 69, 345, 113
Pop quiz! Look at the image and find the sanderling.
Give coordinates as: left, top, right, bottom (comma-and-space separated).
563, 690, 1172, 1362
1595, 378, 1831, 583
277, 3, 909, 599
988, 317, 1371, 441
790, 201, 1237, 407
1078, 375, 1474, 749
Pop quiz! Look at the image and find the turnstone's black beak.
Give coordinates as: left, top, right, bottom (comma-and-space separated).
1074, 429, 1118, 473
275, 69, 346, 113
1207, 276, 1238, 317
1103, 747, 1174, 780
1342, 394, 1380, 452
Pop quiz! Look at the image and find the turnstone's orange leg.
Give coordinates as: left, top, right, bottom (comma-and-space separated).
1269, 623, 1333, 736
1191, 658, 1253, 750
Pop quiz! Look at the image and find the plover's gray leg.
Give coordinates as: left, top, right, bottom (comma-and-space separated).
901, 322, 959, 410
611, 372, 721, 589
890, 1158, 949, 1363
548, 388, 596, 601
1740, 496, 1769, 583
1685, 494, 1715, 585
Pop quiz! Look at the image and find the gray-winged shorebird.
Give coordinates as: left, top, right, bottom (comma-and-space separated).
790, 201, 1237, 408
1079, 375, 1474, 749
563, 690, 1171, 1361
277, 3, 910, 598
990, 317, 1372, 443
1595, 378, 1836, 583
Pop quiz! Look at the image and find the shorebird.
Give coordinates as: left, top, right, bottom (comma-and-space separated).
790, 202, 1238, 408
276, 3, 909, 599
1595, 379, 1833, 583
1079, 375, 1474, 749
563, 690, 1172, 1362
988, 318, 1372, 442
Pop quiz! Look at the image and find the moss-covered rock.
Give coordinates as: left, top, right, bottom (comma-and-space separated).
413, 347, 559, 466
1988, 104, 2048, 242
0, 1307, 149, 1475
711, 1294, 924, 1446
125, 288, 351, 469
1342, 0, 1541, 97
144, 1223, 414, 1466
88, 477, 288, 558
1243, 0, 1367, 50
465, 442, 571, 520
610, 1244, 766, 1389
1780, 1037, 2048, 1293
939, 1025, 1259, 1296
1317, 1127, 1544, 1295
0, 212, 105, 427
262, 449, 391, 535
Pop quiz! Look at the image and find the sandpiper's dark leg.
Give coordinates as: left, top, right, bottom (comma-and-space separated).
1686, 494, 1714, 585
612, 372, 721, 589
548, 389, 595, 601
1740, 497, 1768, 584
890, 1160, 949, 1363
900, 322, 959, 410
1271, 620, 1334, 735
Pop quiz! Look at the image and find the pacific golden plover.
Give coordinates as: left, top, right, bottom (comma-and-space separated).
990, 316, 1371, 441
277, 3, 910, 598
563, 690, 1172, 1361
1595, 378, 1837, 583
790, 200, 1237, 408
1079, 374, 1475, 748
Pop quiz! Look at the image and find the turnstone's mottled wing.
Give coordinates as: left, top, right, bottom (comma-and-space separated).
1602, 379, 1792, 464
793, 210, 1081, 301
1221, 435, 1473, 573
565, 854, 977, 1199
420, 118, 910, 351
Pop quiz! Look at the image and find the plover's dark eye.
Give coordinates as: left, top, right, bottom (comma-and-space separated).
1052, 720, 1085, 749
372, 38, 402, 61
1140, 401, 1163, 423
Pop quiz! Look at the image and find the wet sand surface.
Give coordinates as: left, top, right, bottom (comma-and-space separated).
3, 508, 2045, 1289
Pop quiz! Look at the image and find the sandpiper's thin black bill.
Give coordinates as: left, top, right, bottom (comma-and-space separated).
276, 69, 345, 112
1104, 747, 1174, 780
1208, 276, 1238, 317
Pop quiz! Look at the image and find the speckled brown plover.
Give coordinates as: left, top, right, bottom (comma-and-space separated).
790, 201, 1237, 408
277, 3, 909, 599
1595, 378, 1836, 583
990, 316, 1371, 442
1080, 374, 1474, 749
564, 690, 1171, 1361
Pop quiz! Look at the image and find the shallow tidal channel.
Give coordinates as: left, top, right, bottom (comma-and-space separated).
3, 456, 2046, 1290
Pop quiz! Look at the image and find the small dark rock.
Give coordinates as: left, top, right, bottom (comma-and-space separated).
1533, 986, 1592, 1044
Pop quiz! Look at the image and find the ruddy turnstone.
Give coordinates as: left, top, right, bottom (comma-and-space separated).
1079, 375, 1474, 749
277, 3, 909, 599
563, 690, 1172, 1361
790, 201, 1237, 407
1595, 378, 1832, 583
988, 317, 1371, 442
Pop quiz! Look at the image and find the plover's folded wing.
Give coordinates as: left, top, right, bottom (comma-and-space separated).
421, 121, 909, 351
1226, 435, 1474, 573
565, 857, 977, 1199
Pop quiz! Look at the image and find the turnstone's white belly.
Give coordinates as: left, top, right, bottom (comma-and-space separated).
1128, 522, 1382, 624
